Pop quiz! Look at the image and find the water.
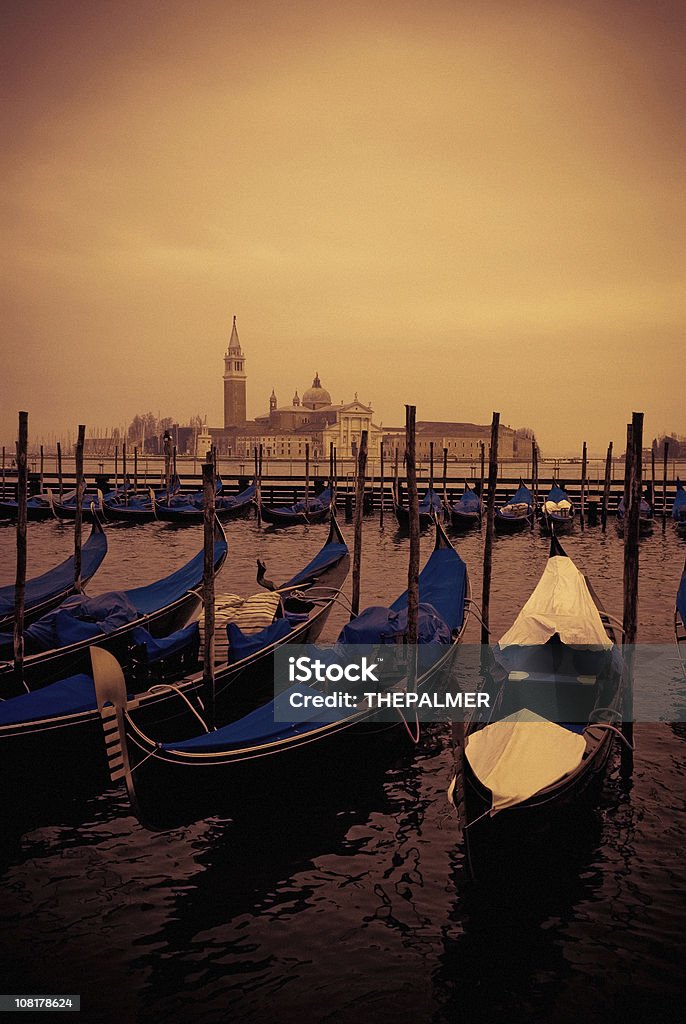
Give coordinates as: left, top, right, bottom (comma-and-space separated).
0, 517, 684, 1023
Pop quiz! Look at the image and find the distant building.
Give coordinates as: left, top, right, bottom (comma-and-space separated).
223, 316, 247, 429
652, 433, 686, 459
382, 422, 536, 461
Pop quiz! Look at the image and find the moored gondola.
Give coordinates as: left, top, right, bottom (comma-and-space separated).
540, 481, 575, 534
49, 489, 109, 522
450, 534, 624, 878
676, 559, 686, 678
617, 493, 654, 536
392, 481, 442, 530
97, 518, 469, 821
446, 483, 482, 531
0, 494, 53, 522
0, 519, 228, 692
156, 481, 256, 524
259, 486, 332, 526
672, 478, 686, 535
0, 518, 349, 774
494, 480, 534, 533
0, 516, 108, 632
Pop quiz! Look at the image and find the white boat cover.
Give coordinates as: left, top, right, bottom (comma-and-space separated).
465, 710, 586, 813
544, 499, 572, 513
498, 556, 612, 649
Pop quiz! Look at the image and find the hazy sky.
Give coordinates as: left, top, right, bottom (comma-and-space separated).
2, 0, 684, 454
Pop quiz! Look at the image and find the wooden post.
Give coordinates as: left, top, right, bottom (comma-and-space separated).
114, 444, 118, 493
379, 440, 385, 529
479, 441, 485, 525
481, 413, 500, 646
429, 440, 434, 499
601, 441, 613, 532
621, 412, 642, 778
406, 407, 420, 693
164, 434, 172, 502
134, 446, 138, 495
74, 425, 85, 591
662, 439, 669, 529
333, 445, 338, 507
202, 459, 216, 732
1, 445, 5, 500
442, 447, 448, 506
350, 430, 368, 619
651, 445, 656, 510
580, 441, 587, 530
122, 442, 128, 505
305, 443, 310, 513
531, 441, 539, 526
173, 444, 177, 483
254, 446, 262, 526
14, 412, 28, 681
56, 441, 63, 501
39, 444, 44, 494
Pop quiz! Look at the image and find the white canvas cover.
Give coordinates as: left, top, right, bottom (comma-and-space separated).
498, 556, 612, 649
465, 710, 586, 813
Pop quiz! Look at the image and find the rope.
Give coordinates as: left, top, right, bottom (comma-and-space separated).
397, 708, 421, 744
146, 683, 209, 731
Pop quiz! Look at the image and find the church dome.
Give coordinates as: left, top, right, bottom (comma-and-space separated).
302, 373, 332, 410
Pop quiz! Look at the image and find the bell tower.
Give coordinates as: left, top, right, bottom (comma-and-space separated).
223, 315, 247, 429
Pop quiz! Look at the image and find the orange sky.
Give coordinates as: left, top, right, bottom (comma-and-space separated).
2, 0, 684, 454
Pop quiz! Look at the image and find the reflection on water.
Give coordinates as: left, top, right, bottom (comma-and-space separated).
0, 517, 684, 1022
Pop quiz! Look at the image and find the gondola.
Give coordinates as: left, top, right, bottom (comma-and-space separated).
0, 518, 350, 769
101, 474, 183, 524
673, 478, 686, 535
156, 481, 256, 524
494, 480, 535, 533
0, 519, 228, 692
98, 518, 469, 819
392, 481, 442, 530
676, 559, 686, 678
0, 494, 53, 522
540, 481, 575, 534
49, 489, 111, 522
446, 483, 482, 531
616, 494, 654, 536
0, 517, 108, 632
450, 534, 624, 878
259, 486, 332, 526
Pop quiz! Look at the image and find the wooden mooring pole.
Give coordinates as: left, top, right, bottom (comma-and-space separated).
254, 446, 262, 526
481, 413, 500, 647
601, 441, 613, 532
305, 443, 310, 513
442, 446, 448, 508
1, 445, 5, 500
580, 441, 587, 530
57, 441, 63, 501
134, 446, 138, 495
662, 439, 669, 529
406, 406, 419, 694
379, 440, 385, 530
621, 413, 642, 778
14, 412, 28, 682
122, 442, 128, 505
74, 425, 85, 592
202, 458, 217, 732
114, 444, 118, 494
39, 444, 44, 495
479, 441, 485, 525
350, 430, 368, 619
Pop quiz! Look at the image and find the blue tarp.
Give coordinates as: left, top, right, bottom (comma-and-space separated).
129, 621, 200, 661
390, 545, 467, 631
281, 539, 348, 589
673, 480, 686, 522
125, 537, 227, 614
226, 617, 293, 663
545, 484, 570, 505
269, 488, 332, 516
17, 592, 140, 650
617, 497, 653, 518
419, 489, 443, 514
498, 482, 533, 515
162, 684, 332, 751
0, 526, 107, 618
453, 486, 481, 514
338, 602, 451, 645
0, 674, 97, 727
677, 568, 686, 628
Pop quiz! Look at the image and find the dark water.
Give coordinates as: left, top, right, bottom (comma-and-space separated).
0, 517, 684, 1024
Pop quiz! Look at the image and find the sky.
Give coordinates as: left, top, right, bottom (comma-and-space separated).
2, 0, 684, 455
